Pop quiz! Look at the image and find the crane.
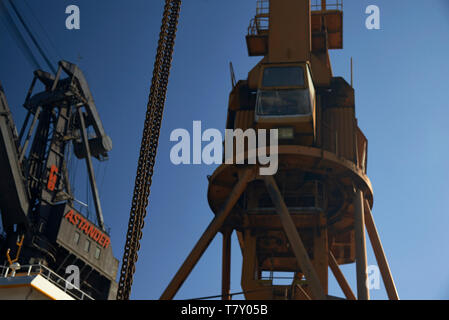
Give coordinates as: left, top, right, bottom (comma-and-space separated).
160, 0, 399, 300
118, 0, 398, 301
0, 0, 118, 300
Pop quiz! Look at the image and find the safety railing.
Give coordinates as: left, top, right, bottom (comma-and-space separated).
256, 0, 269, 16
248, 0, 269, 36
248, 16, 269, 36
0, 263, 94, 300
312, 0, 343, 11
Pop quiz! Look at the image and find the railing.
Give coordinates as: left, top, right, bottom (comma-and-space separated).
248, 0, 269, 36
248, 0, 344, 36
311, 0, 343, 11
0, 264, 94, 300
256, 0, 269, 17
248, 17, 269, 36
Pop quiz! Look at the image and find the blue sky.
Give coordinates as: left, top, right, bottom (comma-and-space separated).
1, 0, 449, 300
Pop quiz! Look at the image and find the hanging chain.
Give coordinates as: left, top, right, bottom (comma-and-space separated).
117, 0, 181, 300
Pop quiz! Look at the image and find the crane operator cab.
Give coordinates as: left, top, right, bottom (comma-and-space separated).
255, 62, 316, 146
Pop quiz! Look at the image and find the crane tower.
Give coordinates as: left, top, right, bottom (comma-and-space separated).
158, 0, 398, 300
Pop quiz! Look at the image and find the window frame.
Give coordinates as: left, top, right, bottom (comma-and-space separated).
74, 232, 80, 245
95, 247, 101, 260
258, 62, 312, 90
84, 239, 91, 253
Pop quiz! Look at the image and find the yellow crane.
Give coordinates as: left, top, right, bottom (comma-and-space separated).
119, 0, 399, 301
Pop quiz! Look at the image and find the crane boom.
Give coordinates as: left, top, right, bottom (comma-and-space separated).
116, 0, 182, 300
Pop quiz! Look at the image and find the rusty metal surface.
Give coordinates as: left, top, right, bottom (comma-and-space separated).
160, 168, 254, 300
208, 146, 374, 209
116, 0, 181, 300
207, 145, 374, 269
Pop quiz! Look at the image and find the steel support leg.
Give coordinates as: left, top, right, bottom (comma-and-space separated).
364, 200, 399, 300
328, 251, 356, 300
78, 107, 105, 231
263, 175, 326, 300
354, 189, 369, 300
295, 284, 312, 300
221, 228, 232, 300
160, 167, 254, 300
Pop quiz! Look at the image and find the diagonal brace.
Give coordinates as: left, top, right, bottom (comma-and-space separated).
364, 200, 399, 300
160, 167, 254, 300
263, 175, 326, 300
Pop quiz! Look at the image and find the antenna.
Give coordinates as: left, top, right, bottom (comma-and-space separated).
351, 57, 354, 88
229, 62, 236, 88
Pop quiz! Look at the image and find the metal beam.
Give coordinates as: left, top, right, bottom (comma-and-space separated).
313, 213, 328, 293
321, 0, 326, 10
77, 107, 105, 231
19, 106, 40, 163
221, 228, 232, 300
263, 175, 326, 300
295, 284, 312, 300
160, 167, 254, 300
328, 251, 356, 300
354, 189, 369, 300
364, 200, 399, 300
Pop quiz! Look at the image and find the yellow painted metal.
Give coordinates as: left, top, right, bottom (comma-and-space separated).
162, 0, 396, 301
268, 0, 311, 63
6, 235, 24, 265
364, 200, 399, 300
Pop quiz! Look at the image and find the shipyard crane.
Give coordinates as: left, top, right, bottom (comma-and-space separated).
159, 0, 399, 300
0, 0, 118, 299
117, 0, 398, 300
0, 61, 119, 300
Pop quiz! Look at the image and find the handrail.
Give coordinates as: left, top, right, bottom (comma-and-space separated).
248, 0, 269, 36
312, 0, 343, 11
248, 17, 269, 36
0, 264, 94, 300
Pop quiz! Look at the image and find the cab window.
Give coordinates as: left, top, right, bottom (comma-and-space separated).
262, 66, 305, 87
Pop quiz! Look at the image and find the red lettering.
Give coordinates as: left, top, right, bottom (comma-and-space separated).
47, 165, 58, 191
64, 209, 110, 249
73, 213, 80, 227
98, 235, 105, 246
78, 216, 86, 230
87, 224, 95, 236
65, 210, 75, 224
88, 225, 95, 238
93, 230, 101, 242
82, 222, 90, 234
102, 237, 110, 249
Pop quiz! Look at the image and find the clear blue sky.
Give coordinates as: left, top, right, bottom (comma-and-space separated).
1, 0, 449, 300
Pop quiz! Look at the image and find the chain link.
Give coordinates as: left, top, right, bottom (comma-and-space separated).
117, 0, 181, 300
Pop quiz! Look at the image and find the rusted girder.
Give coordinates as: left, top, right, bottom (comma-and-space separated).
263, 175, 326, 300
364, 200, 399, 300
160, 167, 255, 300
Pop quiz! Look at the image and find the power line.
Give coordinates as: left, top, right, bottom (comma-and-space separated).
0, 0, 41, 70
23, 0, 62, 61
6, 0, 56, 73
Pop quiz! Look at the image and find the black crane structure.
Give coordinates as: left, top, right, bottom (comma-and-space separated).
0, 0, 183, 300
0, 0, 119, 300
